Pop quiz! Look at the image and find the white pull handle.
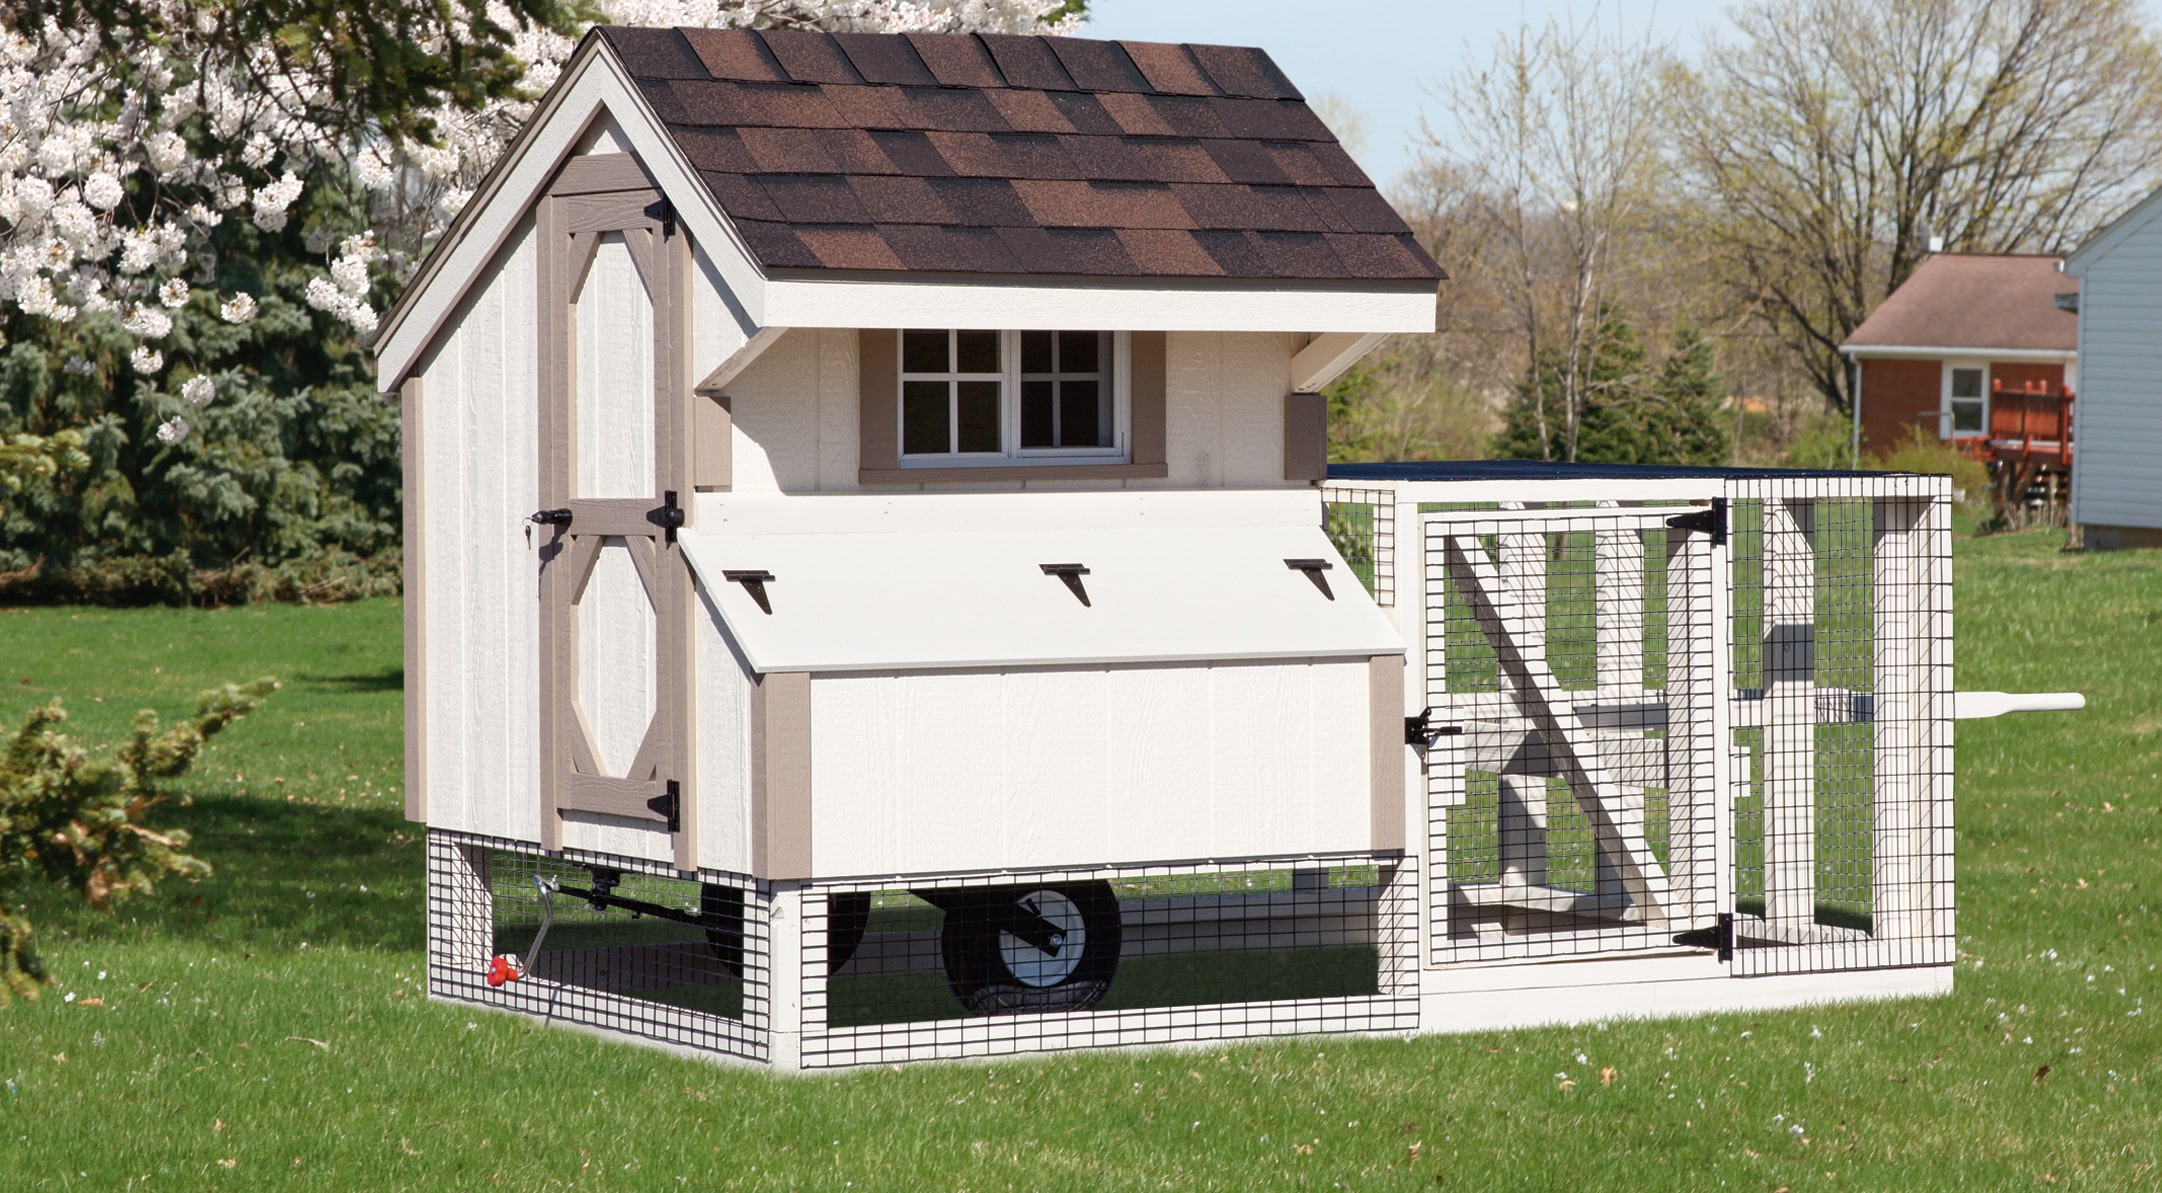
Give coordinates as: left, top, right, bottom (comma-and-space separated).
1953, 691, 2086, 719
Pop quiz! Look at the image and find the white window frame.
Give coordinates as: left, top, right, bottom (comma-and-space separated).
1942, 360, 1988, 439
897, 329, 1131, 468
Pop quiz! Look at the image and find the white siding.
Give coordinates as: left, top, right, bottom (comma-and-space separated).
419, 217, 542, 843
724, 327, 860, 493
2072, 220, 2162, 529
694, 585, 755, 874
1162, 331, 1301, 488
807, 657, 1374, 877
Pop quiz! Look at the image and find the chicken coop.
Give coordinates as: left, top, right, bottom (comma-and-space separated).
377, 27, 2074, 1070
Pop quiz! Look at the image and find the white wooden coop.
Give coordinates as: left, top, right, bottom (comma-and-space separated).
374, 26, 2074, 1070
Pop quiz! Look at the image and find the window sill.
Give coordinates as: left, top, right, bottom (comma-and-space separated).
859, 462, 1169, 485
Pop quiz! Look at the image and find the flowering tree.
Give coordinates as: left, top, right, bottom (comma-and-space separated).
1, 0, 1078, 445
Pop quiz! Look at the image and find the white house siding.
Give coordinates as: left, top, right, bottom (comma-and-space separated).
806, 657, 1373, 878
418, 216, 543, 844
1162, 331, 1302, 488
693, 585, 756, 874
2072, 223, 2162, 530
722, 327, 861, 494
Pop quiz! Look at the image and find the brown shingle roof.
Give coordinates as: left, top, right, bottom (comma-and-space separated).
595, 26, 1443, 282
1843, 254, 2076, 353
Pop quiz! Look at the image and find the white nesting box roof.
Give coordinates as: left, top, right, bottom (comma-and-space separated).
679, 489, 1401, 672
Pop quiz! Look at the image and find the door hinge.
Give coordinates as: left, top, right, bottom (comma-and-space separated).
661, 201, 677, 239
1665, 496, 1728, 545
648, 490, 686, 543
722, 570, 775, 614
1673, 912, 1734, 961
646, 779, 681, 833
530, 508, 574, 527
1284, 557, 1335, 600
1040, 563, 1092, 607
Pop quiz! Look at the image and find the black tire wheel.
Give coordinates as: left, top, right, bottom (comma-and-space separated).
939, 881, 1121, 1016
700, 884, 746, 978
826, 892, 873, 975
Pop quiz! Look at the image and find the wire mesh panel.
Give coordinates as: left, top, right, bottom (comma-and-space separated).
1321, 484, 1396, 605
796, 856, 1417, 1068
1422, 504, 1721, 965
426, 830, 770, 1062
1724, 474, 1953, 975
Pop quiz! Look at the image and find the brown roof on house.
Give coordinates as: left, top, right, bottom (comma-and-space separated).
1842, 253, 2076, 353
596, 26, 1444, 283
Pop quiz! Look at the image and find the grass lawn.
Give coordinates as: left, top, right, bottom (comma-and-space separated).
2, 528, 2157, 1190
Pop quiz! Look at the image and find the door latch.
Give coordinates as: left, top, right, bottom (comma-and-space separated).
648, 490, 686, 542
1664, 496, 1727, 545
530, 508, 574, 527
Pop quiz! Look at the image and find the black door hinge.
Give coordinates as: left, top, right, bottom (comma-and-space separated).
648, 490, 686, 543
530, 508, 574, 527
646, 779, 681, 833
1665, 496, 1728, 546
1285, 557, 1335, 601
1673, 912, 1734, 961
661, 201, 677, 238
1041, 563, 1092, 607
723, 570, 775, 614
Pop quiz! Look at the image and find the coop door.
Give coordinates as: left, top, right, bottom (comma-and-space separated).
1423, 506, 1722, 965
1722, 487, 1954, 976
534, 164, 697, 870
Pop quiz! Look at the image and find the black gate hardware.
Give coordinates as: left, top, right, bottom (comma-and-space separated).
530, 508, 574, 527
1285, 558, 1336, 600
1403, 707, 1466, 747
1665, 497, 1728, 546
558, 883, 729, 934
582, 866, 623, 910
659, 200, 677, 238
1673, 912, 1734, 961
646, 779, 681, 833
648, 490, 686, 543
1041, 563, 1092, 607
723, 570, 776, 614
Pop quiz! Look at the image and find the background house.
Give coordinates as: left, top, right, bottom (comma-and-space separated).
2064, 192, 2162, 549
1839, 253, 2076, 454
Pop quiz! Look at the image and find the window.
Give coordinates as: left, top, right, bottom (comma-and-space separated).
899, 329, 1123, 464
1946, 365, 1986, 436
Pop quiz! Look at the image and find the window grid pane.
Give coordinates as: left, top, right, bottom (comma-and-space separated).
901, 329, 1119, 460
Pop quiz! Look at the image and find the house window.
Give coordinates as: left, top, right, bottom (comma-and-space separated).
899, 330, 1124, 464
1946, 365, 1986, 436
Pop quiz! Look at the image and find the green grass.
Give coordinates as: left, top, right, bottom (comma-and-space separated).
3, 530, 2159, 1190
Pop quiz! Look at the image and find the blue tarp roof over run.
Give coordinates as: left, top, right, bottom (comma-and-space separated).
1326, 460, 1912, 482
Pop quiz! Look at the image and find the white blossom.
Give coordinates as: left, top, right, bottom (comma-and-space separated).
122, 305, 172, 339
82, 171, 124, 211
146, 129, 189, 176
130, 344, 163, 373
62, 355, 96, 376
155, 415, 188, 444
250, 171, 303, 232
181, 374, 214, 405
219, 292, 256, 323
158, 277, 190, 308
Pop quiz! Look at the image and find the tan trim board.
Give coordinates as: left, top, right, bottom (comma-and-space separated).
858, 462, 1171, 485
1284, 391, 1328, 482
537, 192, 567, 852
858, 329, 899, 472
751, 671, 813, 880
401, 375, 426, 824
559, 190, 664, 236
1129, 330, 1166, 468
562, 772, 670, 822
1369, 653, 1405, 852
548, 152, 656, 197
694, 393, 732, 490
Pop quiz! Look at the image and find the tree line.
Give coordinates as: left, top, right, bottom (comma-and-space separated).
1345, 0, 2162, 467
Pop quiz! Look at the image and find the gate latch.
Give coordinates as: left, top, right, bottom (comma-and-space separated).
646, 779, 681, 833
530, 508, 574, 527
1664, 497, 1727, 546
648, 490, 686, 543
1404, 707, 1466, 747
1673, 912, 1734, 961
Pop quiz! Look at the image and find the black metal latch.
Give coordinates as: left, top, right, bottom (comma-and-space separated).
1673, 912, 1734, 961
1041, 563, 1092, 607
530, 508, 574, 527
648, 490, 686, 543
1403, 707, 1466, 747
1665, 496, 1728, 546
1285, 557, 1335, 600
723, 570, 775, 614
646, 779, 681, 833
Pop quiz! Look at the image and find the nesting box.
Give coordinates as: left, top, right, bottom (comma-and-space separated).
378, 28, 2071, 1070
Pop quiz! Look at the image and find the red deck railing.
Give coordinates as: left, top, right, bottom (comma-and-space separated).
1949, 381, 2073, 470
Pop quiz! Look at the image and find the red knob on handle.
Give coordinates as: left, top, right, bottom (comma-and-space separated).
486, 955, 519, 987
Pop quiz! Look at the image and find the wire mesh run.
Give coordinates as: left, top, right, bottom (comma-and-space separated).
1724, 475, 1954, 975
797, 856, 1418, 1068
426, 831, 770, 1062
1423, 504, 1719, 965
1321, 484, 1396, 605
